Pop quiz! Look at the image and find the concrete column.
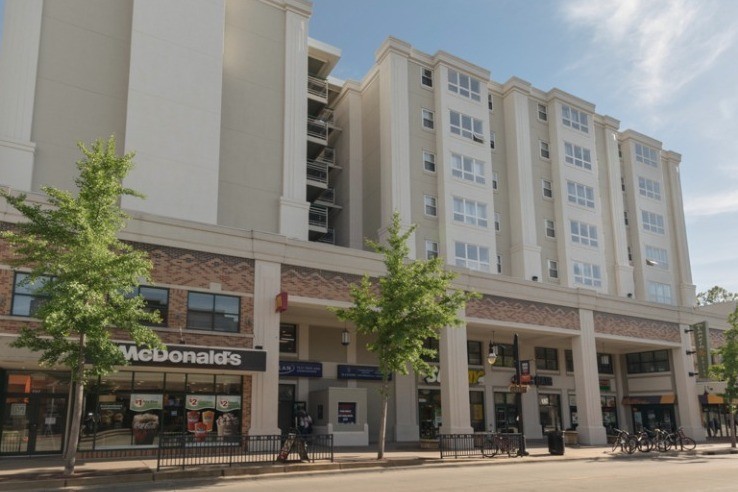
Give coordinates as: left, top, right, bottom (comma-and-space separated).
279, 3, 311, 240
502, 78, 542, 281
249, 260, 282, 435
673, 325, 706, 441
376, 39, 414, 253
571, 310, 607, 444
439, 324, 473, 434
0, 0, 42, 191
663, 152, 696, 307
394, 371, 419, 441
602, 118, 635, 297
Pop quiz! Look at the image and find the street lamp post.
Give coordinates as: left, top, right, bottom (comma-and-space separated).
512, 334, 528, 456
488, 333, 527, 457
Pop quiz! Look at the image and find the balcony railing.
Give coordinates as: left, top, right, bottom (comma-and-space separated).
308, 75, 328, 99
315, 188, 335, 205
309, 205, 328, 229
317, 228, 335, 244
307, 117, 328, 141
314, 147, 335, 166
307, 160, 329, 185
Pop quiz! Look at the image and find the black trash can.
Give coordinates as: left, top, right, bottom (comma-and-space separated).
547, 430, 565, 455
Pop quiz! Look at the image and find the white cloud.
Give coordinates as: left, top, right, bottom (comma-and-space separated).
684, 191, 738, 217
561, 0, 738, 108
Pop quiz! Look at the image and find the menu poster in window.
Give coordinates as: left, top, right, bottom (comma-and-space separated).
337, 402, 356, 424
130, 394, 162, 445
216, 395, 241, 412
186, 395, 216, 437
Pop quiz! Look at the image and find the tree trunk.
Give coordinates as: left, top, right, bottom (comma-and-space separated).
64, 334, 85, 476
731, 410, 737, 449
377, 379, 389, 459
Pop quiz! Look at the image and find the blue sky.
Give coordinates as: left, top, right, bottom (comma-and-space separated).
1, 0, 736, 295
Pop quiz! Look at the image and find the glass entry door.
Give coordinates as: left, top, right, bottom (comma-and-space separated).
1, 395, 67, 455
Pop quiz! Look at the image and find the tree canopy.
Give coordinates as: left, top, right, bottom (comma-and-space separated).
697, 286, 738, 306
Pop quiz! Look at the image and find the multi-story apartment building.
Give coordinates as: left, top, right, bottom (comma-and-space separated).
0, 0, 719, 457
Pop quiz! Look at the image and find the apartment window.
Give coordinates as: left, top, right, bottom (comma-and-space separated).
493, 344, 515, 368
467, 340, 483, 366
564, 142, 592, 170
544, 219, 556, 238
280, 323, 297, 353
561, 104, 589, 133
492, 171, 499, 191
490, 131, 496, 150
548, 259, 559, 279
535, 347, 559, 371
567, 181, 595, 208
494, 212, 501, 232
454, 242, 491, 272
187, 292, 240, 332
626, 350, 669, 374
451, 152, 485, 184
539, 141, 550, 159
628, 246, 633, 261
448, 68, 481, 102
496, 255, 502, 274
421, 67, 433, 88
11, 272, 51, 317
453, 197, 488, 227
638, 176, 661, 200
129, 286, 169, 326
635, 142, 659, 167
537, 103, 548, 122
423, 150, 436, 173
488, 93, 494, 111
450, 110, 484, 143
624, 211, 629, 226
542, 179, 553, 198
598, 353, 614, 374
621, 177, 626, 192
648, 282, 673, 304
422, 108, 435, 129
641, 210, 665, 234
645, 245, 669, 269
424, 195, 437, 217
570, 220, 599, 247
573, 261, 602, 288
425, 240, 439, 260
565, 350, 574, 372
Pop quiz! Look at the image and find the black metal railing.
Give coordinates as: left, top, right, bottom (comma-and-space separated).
157, 433, 333, 470
439, 432, 524, 459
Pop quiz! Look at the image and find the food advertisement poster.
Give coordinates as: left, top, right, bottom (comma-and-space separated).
130, 394, 163, 412
216, 395, 241, 412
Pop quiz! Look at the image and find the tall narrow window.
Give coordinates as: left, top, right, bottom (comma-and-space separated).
490, 131, 496, 150
421, 68, 433, 88
425, 240, 439, 260
422, 109, 435, 130
494, 212, 501, 232
542, 179, 553, 198
492, 172, 499, 191
496, 255, 502, 274
545, 219, 556, 238
537, 103, 548, 122
424, 195, 437, 217
488, 93, 494, 111
548, 260, 559, 279
540, 141, 550, 159
423, 150, 436, 173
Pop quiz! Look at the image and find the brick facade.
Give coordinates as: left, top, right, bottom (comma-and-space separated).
466, 295, 581, 330
281, 265, 365, 302
593, 311, 680, 342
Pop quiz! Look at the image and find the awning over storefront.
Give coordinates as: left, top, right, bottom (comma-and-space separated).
622, 394, 676, 405
699, 393, 725, 405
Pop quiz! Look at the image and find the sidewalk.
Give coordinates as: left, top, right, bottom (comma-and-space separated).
1, 441, 735, 491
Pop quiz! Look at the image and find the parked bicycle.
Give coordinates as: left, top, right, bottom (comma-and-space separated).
482, 433, 520, 457
611, 428, 637, 454
635, 429, 655, 453
658, 427, 696, 452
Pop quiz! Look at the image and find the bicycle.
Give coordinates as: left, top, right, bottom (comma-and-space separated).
635, 429, 655, 453
665, 427, 697, 451
481, 433, 520, 457
611, 428, 637, 454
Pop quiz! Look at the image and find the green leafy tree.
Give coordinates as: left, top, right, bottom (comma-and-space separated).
0, 137, 163, 475
708, 306, 738, 448
697, 286, 738, 306
331, 212, 477, 459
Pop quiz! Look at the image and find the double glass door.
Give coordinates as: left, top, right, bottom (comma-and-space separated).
1, 395, 67, 455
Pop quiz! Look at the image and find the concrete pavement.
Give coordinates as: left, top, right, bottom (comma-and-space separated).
1, 440, 736, 491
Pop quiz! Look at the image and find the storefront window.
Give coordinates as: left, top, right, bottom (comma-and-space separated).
494, 392, 519, 433
538, 393, 562, 432
280, 324, 297, 353
77, 372, 242, 451
7, 371, 69, 394
601, 395, 618, 434
418, 389, 442, 439
469, 391, 485, 432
